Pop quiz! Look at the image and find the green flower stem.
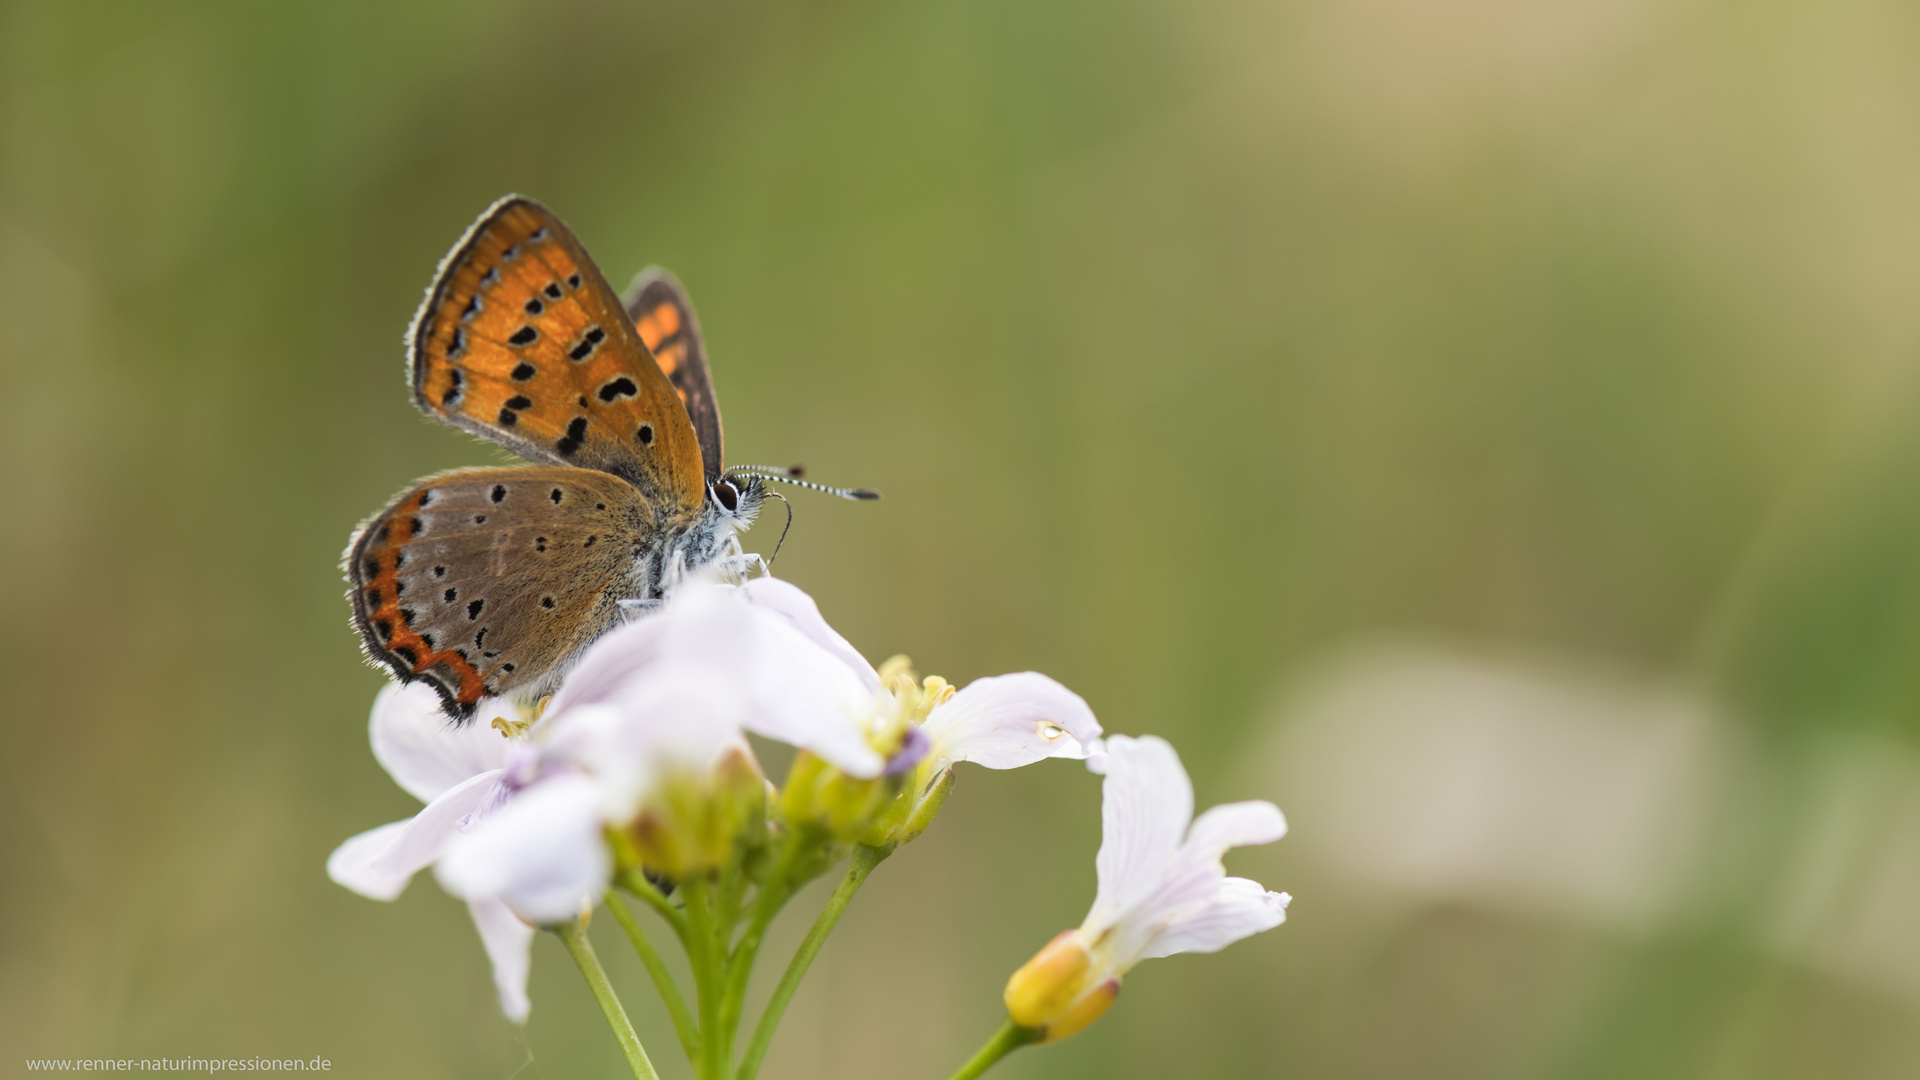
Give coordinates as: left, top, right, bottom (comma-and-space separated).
554, 919, 661, 1080
619, 870, 689, 942
736, 844, 891, 1080
715, 878, 792, 1061
716, 838, 805, 1057
604, 891, 701, 1062
680, 876, 730, 1080
944, 1020, 1041, 1080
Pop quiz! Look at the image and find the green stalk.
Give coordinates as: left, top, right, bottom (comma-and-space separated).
604, 891, 701, 1062
619, 870, 689, 942
715, 878, 791, 1060
736, 845, 890, 1080
715, 836, 806, 1057
943, 1020, 1040, 1080
555, 920, 661, 1080
681, 876, 729, 1080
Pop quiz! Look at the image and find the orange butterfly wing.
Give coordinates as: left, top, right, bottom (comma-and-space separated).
408, 197, 705, 515
624, 268, 724, 484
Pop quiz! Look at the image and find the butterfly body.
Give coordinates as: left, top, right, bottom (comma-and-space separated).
345, 196, 763, 720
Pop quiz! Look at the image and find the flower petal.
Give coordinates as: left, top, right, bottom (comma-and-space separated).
1138, 878, 1290, 960
920, 672, 1103, 771
370, 682, 518, 803
1186, 801, 1287, 859
467, 897, 536, 1023
735, 608, 886, 777
545, 579, 885, 780
544, 613, 677, 718
1087, 735, 1193, 931
326, 820, 414, 901
327, 770, 504, 901
436, 774, 610, 925
744, 577, 881, 693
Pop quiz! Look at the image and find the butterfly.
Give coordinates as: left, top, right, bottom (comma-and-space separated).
343, 196, 823, 721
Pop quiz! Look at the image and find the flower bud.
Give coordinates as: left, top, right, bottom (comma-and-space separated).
779, 750, 892, 839
615, 744, 770, 879
1003, 930, 1121, 1043
858, 766, 953, 850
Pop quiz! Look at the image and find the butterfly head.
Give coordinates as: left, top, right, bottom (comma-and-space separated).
708, 472, 766, 523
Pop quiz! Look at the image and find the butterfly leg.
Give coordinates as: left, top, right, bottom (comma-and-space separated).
716, 552, 768, 580
616, 598, 663, 618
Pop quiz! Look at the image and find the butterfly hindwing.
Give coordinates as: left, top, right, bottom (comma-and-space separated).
346, 465, 659, 718
409, 197, 706, 514
624, 267, 723, 483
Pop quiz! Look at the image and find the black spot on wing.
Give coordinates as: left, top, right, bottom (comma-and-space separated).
598, 376, 638, 402
555, 416, 588, 457
568, 326, 606, 362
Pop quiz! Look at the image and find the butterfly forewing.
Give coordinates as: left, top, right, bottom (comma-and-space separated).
624, 268, 723, 483
409, 197, 706, 513
346, 466, 658, 718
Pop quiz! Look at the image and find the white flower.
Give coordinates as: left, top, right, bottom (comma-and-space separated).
1003, 734, 1289, 1042
434, 575, 1106, 921
738, 576, 1105, 778
327, 683, 538, 1022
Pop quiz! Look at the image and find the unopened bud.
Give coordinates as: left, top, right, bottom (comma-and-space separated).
1003, 930, 1120, 1044
617, 744, 771, 878
781, 750, 898, 840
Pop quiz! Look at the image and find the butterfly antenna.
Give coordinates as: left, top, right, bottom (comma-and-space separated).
725, 463, 880, 501
764, 490, 795, 568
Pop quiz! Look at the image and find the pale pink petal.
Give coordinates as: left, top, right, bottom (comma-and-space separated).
1131, 800, 1289, 923
1185, 801, 1287, 859
370, 682, 517, 803
546, 579, 884, 778
544, 614, 676, 717
1088, 736, 1193, 930
920, 673, 1103, 771
744, 576, 881, 692
326, 820, 415, 901
735, 608, 885, 777
467, 897, 536, 1023
436, 774, 610, 925
328, 770, 503, 900
1139, 879, 1290, 960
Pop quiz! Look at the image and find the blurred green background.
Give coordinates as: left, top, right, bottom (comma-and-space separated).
5, 0, 1920, 1076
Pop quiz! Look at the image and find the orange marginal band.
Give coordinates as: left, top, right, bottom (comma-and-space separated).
360, 487, 486, 705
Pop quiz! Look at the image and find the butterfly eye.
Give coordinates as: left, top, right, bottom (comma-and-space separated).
714, 480, 740, 512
